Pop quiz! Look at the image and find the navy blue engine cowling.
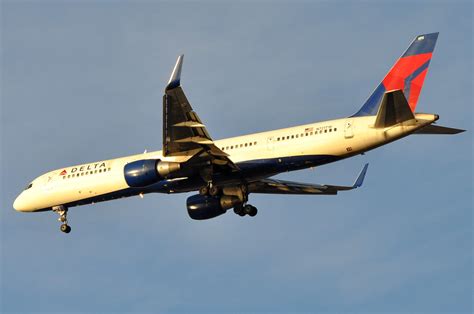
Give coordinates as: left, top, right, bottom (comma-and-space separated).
124, 159, 162, 187
186, 194, 226, 220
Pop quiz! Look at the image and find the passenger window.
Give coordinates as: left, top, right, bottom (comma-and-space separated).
334, 128, 337, 131
291, 135, 294, 139
245, 143, 248, 147
254, 141, 257, 145
324, 129, 327, 133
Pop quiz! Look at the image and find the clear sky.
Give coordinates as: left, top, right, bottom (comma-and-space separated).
1, 1, 472, 313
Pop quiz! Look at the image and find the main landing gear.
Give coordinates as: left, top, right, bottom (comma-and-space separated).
52, 205, 71, 234
200, 183, 258, 218
234, 204, 258, 217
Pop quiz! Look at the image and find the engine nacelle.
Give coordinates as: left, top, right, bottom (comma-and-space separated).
186, 194, 241, 220
124, 159, 180, 187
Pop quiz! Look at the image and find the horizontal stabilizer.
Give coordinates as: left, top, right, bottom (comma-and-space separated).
413, 124, 465, 135
374, 90, 415, 128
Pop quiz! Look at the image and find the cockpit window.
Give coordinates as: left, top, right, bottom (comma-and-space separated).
24, 183, 33, 190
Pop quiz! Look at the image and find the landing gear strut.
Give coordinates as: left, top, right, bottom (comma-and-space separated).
52, 205, 71, 233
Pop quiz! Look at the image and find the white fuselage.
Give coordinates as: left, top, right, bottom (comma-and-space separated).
13, 113, 437, 212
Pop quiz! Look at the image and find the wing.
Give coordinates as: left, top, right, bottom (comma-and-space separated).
248, 164, 369, 195
163, 55, 238, 171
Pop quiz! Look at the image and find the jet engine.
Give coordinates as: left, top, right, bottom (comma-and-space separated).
124, 159, 180, 187
186, 194, 241, 220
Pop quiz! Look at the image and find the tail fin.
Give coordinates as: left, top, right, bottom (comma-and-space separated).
352, 32, 439, 117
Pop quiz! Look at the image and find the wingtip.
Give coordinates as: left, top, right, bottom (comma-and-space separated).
354, 163, 369, 188
166, 54, 184, 91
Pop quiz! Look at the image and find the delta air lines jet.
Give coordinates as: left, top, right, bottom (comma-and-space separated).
13, 33, 464, 233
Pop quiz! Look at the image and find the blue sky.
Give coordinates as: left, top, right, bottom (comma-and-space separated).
1, 1, 472, 313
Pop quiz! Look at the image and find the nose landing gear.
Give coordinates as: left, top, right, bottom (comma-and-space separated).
52, 205, 71, 233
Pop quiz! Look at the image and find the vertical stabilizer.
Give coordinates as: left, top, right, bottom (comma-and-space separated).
353, 33, 439, 117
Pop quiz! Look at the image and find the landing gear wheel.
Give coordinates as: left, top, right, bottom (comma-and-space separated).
60, 224, 71, 233
199, 186, 209, 196
209, 185, 220, 196
248, 206, 258, 217
234, 206, 245, 217
244, 204, 258, 217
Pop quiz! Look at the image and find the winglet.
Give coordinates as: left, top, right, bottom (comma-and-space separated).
166, 54, 184, 91
353, 163, 369, 188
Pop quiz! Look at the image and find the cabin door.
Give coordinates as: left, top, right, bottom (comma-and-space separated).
266, 136, 275, 151
344, 119, 354, 138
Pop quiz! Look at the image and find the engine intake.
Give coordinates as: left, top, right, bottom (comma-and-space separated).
124, 159, 180, 187
186, 194, 241, 220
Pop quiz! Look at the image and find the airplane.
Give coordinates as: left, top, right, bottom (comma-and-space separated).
13, 32, 464, 233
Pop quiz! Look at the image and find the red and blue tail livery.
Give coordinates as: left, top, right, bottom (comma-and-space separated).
353, 32, 439, 116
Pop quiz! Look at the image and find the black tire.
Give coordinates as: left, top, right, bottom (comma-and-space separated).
199, 186, 209, 196
209, 186, 220, 196
60, 224, 71, 233
243, 205, 253, 215
234, 206, 245, 216
248, 206, 258, 217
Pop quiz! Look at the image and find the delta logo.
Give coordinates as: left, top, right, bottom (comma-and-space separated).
58, 162, 108, 176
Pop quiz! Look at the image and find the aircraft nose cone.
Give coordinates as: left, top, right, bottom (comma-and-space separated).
13, 193, 27, 212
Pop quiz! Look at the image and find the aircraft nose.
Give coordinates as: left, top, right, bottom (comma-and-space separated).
13, 193, 28, 212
